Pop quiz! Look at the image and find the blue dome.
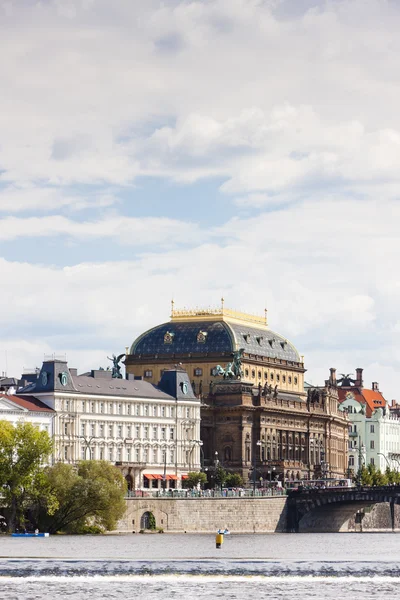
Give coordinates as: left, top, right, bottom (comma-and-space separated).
131, 319, 300, 363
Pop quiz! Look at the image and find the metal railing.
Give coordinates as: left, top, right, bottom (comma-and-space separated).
126, 488, 287, 499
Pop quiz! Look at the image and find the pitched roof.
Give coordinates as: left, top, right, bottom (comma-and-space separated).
338, 387, 386, 417
0, 394, 54, 412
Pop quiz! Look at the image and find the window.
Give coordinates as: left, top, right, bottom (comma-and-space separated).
108, 448, 113, 462
117, 448, 122, 462
144, 426, 149, 439
370, 440, 375, 449
153, 449, 158, 463
349, 456, 354, 466
153, 405, 157, 417
127, 425, 132, 438
170, 450, 174, 463
64, 446, 68, 460
270, 373, 274, 380
251, 369, 255, 378
100, 403, 104, 414
258, 371, 262, 379
108, 424, 113, 437
186, 407, 190, 418
135, 448, 140, 462
126, 447, 131, 462
161, 406, 165, 417
81, 401, 85, 412
282, 375, 286, 383
144, 405, 149, 416
91, 423, 95, 437
136, 425, 140, 438
348, 406, 353, 413
370, 457, 375, 465
370, 424, 375, 433
109, 403, 113, 414
118, 425, 123, 438
294, 377, 298, 385
65, 400, 70, 411
245, 369, 249, 377
91, 402, 95, 413
170, 407, 174, 418
161, 427, 166, 440
276, 374, 280, 382
194, 368, 203, 376
288, 376, 292, 384
100, 447, 104, 460
143, 448, 148, 462
135, 404, 140, 416
264, 372, 268, 379
170, 428, 174, 440
354, 425, 357, 432
64, 422, 68, 435
144, 370, 153, 378
81, 423, 85, 436
81, 447, 85, 460
127, 404, 131, 415
100, 424, 105, 437
153, 426, 157, 439
118, 403, 122, 415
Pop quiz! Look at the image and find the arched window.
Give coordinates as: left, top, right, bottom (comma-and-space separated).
224, 446, 232, 462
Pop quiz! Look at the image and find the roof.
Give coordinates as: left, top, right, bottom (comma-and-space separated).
130, 319, 300, 363
338, 387, 386, 417
71, 375, 174, 399
0, 394, 54, 412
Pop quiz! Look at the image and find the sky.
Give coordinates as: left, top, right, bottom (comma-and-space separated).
1, 0, 400, 398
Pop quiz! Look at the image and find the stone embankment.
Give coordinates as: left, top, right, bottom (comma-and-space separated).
119, 497, 288, 533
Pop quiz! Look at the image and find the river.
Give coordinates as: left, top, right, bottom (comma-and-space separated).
0, 533, 399, 599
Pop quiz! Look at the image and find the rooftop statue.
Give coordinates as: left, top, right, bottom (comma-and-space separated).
337, 373, 356, 387
213, 348, 244, 380
107, 353, 125, 379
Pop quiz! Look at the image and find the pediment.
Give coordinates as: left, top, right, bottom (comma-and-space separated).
0, 397, 26, 412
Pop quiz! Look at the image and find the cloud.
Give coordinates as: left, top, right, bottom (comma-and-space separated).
0, 186, 117, 213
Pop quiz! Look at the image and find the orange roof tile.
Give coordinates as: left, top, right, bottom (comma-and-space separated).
0, 394, 54, 412
338, 387, 386, 417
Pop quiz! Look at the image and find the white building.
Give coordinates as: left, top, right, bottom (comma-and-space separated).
18, 359, 201, 490
339, 393, 400, 474
0, 393, 54, 434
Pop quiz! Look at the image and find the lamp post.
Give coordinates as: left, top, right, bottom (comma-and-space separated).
253, 440, 262, 493
357, 437, 366, 486
80, 435, 96, 460
162, 445, 167, 492
377, 452, 391, 470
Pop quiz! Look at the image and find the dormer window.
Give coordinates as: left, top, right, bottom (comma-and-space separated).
164, 331, 175, 344
268, 337, 276, 348
256, 336, 263, 345
243, 333, 251, 343
197, 330, 208, 344
280, 341, 287, 350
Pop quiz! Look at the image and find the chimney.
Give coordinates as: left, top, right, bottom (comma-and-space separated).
355, 368, 363, 387
329, 368, 337, 386
392, 399, 397, 407
372, 382, 379, 391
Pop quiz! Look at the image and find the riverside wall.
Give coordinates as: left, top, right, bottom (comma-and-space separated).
119, 497, 288, 533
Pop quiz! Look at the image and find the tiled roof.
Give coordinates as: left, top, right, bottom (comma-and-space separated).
71, 375, 174, 399
338, 387, 386, 417
0, 394, 54, 412
131, 319, 300, 362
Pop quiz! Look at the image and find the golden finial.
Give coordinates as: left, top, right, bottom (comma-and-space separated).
171, 299, 175, 316
221, 297, 225, 311
264, 308, 268, 325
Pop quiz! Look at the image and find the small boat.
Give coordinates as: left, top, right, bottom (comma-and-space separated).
11, 532, 50, 538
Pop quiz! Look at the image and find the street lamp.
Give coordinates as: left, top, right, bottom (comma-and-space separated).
377, 452, 391, 470
357, 437, 366, 486
253, 440, 262, 493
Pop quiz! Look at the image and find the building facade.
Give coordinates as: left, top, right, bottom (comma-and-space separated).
0, 393, 54, 434
18, 359, 201, 490
126, 304, 349, 483
338, 372, 400, 474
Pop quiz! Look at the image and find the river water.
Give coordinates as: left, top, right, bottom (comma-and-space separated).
1, 533, 399, 599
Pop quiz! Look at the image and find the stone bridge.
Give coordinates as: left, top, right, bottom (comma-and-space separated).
287, 485, 400, 532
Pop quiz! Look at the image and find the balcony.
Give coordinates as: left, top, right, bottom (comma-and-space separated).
348, 431, 358, 438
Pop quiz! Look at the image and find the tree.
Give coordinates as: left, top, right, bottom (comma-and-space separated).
36, 460, 127, 533
225, 473, 244, 487
0, 420, 53, 532
184, 471, 207, 489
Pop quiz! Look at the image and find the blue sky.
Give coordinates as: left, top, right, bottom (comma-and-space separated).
1, 0, 400, 399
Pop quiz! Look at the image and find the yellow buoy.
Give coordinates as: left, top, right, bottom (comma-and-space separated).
216, 533, 224, 548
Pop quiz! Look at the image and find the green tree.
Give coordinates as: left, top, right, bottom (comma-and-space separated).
0, 420, 53, 532
360, 465, 372, 486
214, 465, 227, 489
225, 473, 244, 487
37, 461, 127, 533
185, 471, 207, 489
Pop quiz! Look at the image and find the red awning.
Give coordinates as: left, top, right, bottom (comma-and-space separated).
181, 475, 189, 480
144, 474, 163, 480
167, 475, 178, 480
153, 475, 163, 480
144, 474, 155, 479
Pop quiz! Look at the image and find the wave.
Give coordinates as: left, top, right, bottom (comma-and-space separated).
1, 560, 400, 579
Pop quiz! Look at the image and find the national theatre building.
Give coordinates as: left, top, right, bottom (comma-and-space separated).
125, 302, 349, 483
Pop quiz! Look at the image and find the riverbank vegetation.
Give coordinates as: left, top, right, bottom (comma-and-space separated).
0, 421, 126, 534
